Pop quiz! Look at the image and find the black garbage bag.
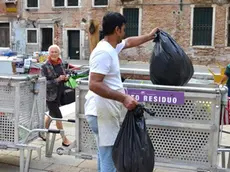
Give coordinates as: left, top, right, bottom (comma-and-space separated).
150, 30, 194, 86
112, 104, 155, 172
60, 86, 75, 106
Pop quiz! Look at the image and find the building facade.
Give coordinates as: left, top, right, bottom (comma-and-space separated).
0, 0, 19, 51
1, 0, 230, 65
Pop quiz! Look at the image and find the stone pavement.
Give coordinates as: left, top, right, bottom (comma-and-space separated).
0, 103, 212, 172
0, 106, 97, 172
1, 108, 230, 172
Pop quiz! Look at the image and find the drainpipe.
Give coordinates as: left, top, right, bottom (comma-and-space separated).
180, 0, 183, 11
20, 0, 24, 18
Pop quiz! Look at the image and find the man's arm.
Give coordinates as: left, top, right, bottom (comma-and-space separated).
124, 27, 159, 49
89, 72, 126, 102
89, 72, 137, 110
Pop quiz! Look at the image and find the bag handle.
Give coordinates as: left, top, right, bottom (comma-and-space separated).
142, 106, 156, 117
133, 104, 156, 117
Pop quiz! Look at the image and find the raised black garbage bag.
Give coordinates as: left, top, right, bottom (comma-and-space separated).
112, 104, 155, 172
150, 30, 194, 86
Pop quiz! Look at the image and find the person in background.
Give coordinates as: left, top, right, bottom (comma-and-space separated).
85, 11, 159, 172
219, 64, 230, 96
40, 44, 71, 147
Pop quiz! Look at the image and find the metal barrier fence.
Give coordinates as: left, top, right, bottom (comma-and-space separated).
0, 75, 46, 145
0, 75, 46, 172
75, 79, 227, 172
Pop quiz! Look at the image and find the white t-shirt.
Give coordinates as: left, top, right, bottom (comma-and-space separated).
84, 40, 126, 116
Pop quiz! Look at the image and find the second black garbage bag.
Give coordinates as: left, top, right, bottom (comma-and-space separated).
112, 104, 155, 172
150, 30, 194, 86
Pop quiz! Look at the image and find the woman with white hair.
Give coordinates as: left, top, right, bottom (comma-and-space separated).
40, 44, 71, 146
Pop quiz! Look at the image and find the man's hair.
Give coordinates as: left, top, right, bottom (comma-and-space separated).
102, 12, 126, 36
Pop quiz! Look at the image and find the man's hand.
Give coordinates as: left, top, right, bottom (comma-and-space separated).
148, 27, 159, 40
122, 95, 138, 111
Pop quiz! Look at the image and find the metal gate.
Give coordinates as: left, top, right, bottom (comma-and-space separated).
75, 79, 227, 171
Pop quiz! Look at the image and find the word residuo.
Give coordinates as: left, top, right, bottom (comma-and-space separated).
130, 94, 178, 104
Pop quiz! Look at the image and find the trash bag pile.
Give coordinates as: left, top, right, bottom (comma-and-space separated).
112, 104, 155, 172
150, 30, 194, 86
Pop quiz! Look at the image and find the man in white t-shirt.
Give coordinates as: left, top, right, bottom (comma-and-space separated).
85, 12, 159, 172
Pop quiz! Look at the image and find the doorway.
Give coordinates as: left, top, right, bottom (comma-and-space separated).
41, 28, 53, 51
68, 30, 80, 59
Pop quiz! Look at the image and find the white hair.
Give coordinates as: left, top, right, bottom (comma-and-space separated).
48, 44, 61, 54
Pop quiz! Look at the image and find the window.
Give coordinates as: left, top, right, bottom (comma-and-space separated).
54, 0, 64, 6
93, 0, 108, 6
27, 29, 38, 44
227, 7, 230, 46
53, 0, 79, 7
27, 0, 38, 8
192, 7, 213, 46
0, 23, 10, 47
123, 8, 139, 38
68, 0, 78, 6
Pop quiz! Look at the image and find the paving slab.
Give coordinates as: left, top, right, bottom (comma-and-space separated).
33, 154, 84, 167
28, 170, 48, 172
44, 164, 77, 172
29, 160, 52, 170
77, 169, 97, 172
0, 164, 19, 172
0, 155, 20, 166
77, 160, 97, 170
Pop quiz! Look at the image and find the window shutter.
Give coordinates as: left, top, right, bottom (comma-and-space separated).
192, 7, 213, 46
123, 8, 139, 38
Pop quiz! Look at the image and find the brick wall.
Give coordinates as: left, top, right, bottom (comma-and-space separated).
119, 0, 230, 65
20, 0, 230, 65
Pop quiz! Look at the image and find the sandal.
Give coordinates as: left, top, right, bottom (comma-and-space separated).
62, 142, 70, 147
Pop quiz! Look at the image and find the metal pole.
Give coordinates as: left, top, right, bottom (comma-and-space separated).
25, 149, 32, 172
180, 0, 183, 11
19, 149, 24, 172
79, 80, 228, 94
75, 87, 80, 153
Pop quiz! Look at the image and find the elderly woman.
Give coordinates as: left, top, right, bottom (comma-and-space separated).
40, 44, 71, 146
